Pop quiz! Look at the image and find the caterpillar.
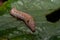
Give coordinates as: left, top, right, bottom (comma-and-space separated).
10, 8, 35, 32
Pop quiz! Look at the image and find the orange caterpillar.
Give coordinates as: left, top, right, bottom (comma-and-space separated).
10, 8, 35, 32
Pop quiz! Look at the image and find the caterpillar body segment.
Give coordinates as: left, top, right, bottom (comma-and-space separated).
10, 8, 35, 32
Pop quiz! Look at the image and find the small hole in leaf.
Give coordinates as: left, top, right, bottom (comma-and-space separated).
46, 8, 60, 23
0, 0, 8, 6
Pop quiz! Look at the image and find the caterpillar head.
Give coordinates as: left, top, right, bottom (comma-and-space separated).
25, 18, 35, 32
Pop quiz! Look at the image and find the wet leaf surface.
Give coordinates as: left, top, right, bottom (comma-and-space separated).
0, 0, 60, 40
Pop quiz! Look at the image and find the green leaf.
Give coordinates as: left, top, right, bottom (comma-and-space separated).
0, 0, 60, 40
